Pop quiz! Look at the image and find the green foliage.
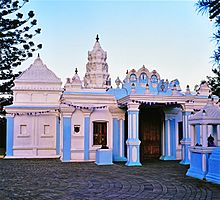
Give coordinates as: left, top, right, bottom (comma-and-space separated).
0, 0, 42, 112
197, 0, 220, 97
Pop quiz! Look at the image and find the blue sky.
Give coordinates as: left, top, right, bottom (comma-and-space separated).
19, 0, 214, 90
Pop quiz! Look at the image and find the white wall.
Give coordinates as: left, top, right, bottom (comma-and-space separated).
13, 114, 57, 158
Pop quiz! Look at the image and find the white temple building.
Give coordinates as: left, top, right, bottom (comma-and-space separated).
5, 36, 220, 166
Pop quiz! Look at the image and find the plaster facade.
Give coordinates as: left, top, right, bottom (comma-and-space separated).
5, 36, 220, 166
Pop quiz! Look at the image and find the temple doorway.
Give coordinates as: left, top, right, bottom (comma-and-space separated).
139, 106, 164, 161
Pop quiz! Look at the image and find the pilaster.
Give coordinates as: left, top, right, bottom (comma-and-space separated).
112, 115, 127, 162
6, 115, 14, 157
125, 102, 141, 166
56, 116, 60, 155
62, 115, 71, 161
201, 124, 208, 147
83, 112, 90, 160
190, 125, 195, 146
113, 117, 120, 160
180, 111, 191, 165
160, 112, 176, 160
217, 125, 220, 146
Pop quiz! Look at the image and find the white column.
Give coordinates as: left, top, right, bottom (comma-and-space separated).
201, 124, 208, 147
126, 102, 141, 166
200, 125, 203, 144
179, 111, 191, 165
217, 125, 220, 146
167, 119, 171, 157
207, 125, 213, 138
190, 125, 195, 146
161, 109, 177, 160
119, 119, 123, 157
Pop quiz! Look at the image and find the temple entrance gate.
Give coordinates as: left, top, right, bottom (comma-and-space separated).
139, 107, 164, 161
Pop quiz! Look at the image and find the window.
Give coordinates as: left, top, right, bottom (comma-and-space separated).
178, 122, 183, 144
130, 74, 137, 81
20, 125, 27, 135
44, 125, 50, 135
151, 75, 158, 83
93, 122, 107, 145
74, 125, 80, 134
140, 73, 147, 81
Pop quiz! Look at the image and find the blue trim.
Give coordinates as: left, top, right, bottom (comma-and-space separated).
121, 120, 127, 161
127, 110, 138, 115
206, 147, 220, 184
84, 117, 90, 160
186, 151, 210, 179
170, 119, 176, 159
126, 110, 141, 166
95, 149, 113, 165
125, 145, 142, 166
195, 125, 200, 144
179, 142, 191, 165
160, 119, 176, 160
56, 117, 60, 155
6, 117, 14, 156
165, 120, 168, 156
63, 117, 71, 161
113, 118, 120, 160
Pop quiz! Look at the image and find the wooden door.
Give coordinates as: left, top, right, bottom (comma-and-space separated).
140, 108, 163, 160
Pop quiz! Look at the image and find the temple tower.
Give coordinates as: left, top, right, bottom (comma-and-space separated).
84, 35, 111, 88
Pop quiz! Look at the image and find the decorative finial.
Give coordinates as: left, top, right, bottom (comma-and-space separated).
96, 34, 99, 42
75, 68, 78, 74
38, 53, 40, 58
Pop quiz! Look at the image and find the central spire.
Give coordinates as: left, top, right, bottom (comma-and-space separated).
96, 34, 99, 42
83, 35, 111, 89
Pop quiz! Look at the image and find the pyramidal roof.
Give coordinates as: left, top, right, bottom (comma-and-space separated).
16, 56, 61, 83
89, 34, 106, 55
189, 100, 220, 124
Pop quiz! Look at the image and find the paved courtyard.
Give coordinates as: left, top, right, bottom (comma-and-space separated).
0, 159, 220, 200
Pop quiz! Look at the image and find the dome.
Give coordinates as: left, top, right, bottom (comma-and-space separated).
15, 57, 61, 83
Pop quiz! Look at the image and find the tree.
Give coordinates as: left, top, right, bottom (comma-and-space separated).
0, 0, 42, 113
196, 0, 220, 97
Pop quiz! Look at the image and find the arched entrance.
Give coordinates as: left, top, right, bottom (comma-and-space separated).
139, 106, 164, 161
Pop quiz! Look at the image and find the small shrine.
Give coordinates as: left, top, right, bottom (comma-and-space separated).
186, 99, 220, 184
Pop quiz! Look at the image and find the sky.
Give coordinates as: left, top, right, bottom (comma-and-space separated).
18, 0, 215, 90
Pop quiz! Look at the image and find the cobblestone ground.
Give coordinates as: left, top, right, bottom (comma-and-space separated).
0, 159, 220, 200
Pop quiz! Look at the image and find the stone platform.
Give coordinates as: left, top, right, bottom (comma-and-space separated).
0, 159, 220, 199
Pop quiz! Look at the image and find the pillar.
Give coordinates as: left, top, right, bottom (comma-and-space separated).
56, 116, 60, 155
125, 102, 141, 166
84, 113, 90, 160
180, 111, 191, 165
120, 117, 127, 161
6, 115, 14, 157
113, 116, 127, 161
113, 117, 120, 160
190, 125, 195, 146
195, 125, 201, 145
62, 116, 71, 161
217, 125, 220, 146
201, 124, 208, 147
160, 112, 176, 160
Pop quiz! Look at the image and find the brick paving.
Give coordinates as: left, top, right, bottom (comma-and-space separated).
0, 159, 220, 200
